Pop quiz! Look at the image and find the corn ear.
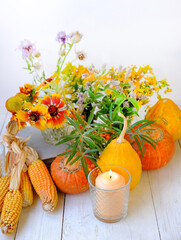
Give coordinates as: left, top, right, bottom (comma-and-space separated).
0, 190, 22, 234
0, 176, 10, 212
20, 171, 33, 207
28, 159, 58, 212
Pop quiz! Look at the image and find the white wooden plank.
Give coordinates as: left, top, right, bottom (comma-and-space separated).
62, 172, 160, 240
0, 109, 16, 240
148, 141, 181, 240
15, 192, 64, 240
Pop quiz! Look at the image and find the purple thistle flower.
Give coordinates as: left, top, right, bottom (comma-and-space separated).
77, 92, 84, 104
86, 82, 91, 87
19, 39, 36, 59
56, 31, 67, 44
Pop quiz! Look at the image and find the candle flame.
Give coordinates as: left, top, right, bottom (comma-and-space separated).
109, 169, 112, 179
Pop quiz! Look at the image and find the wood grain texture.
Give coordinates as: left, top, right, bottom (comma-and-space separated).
0, 109, 16, 240
148, 141, 181, 240
15, 193, 64, 240
62, 172, 160, 240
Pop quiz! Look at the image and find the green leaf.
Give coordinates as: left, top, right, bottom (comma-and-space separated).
88, 106, 95, 124
57, 150, 72, 156
136, 121, 155, 132
69, 154, 81, 165
84, 127, 100, 135
141, 134, 157, 144
88, 133, 106, 143
128, 98, 139, 112
80, 156, 89, 179
88, 88, 94, 99
74, 112, 86, 127
137, 135, 145, 153
109, 103, 113, 121
83, 155, 100, 169
99, 115, 109, 124
83, 136, 101, 151
134, 136, 144, 157
130, 119, 150, 128
84, 149, 99, 154
56, 135, 78, 145
94, 94, 104, 99
141, 136, 156, 149
65, 116, 82, 133
115, 93, 126, 105
66, 137, 80, 165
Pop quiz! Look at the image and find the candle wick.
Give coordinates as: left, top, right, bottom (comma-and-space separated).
110, 175, 112, 180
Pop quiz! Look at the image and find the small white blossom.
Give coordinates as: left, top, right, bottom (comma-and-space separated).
34, 51, 41, 58
125, 68, 132, 80
118, 65, 123, 73
76, 51, 86, 60
34, 62, 41, 70
71, 31, 82, 44
59, 49, 66, 56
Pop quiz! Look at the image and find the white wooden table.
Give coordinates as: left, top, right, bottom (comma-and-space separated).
0, 106, 181, 240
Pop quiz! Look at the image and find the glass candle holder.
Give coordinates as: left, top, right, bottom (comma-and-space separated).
88, 164, 131, 223
0, 142, 5, 176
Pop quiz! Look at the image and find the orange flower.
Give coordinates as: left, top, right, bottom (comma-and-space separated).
16, 104, 48, 130
36, 73, 60, 91
19, 84, 35, 95
11, 114, 27, 130
41, 93, 69, 129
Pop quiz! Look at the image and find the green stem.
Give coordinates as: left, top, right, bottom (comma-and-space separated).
59, 43, 74, 72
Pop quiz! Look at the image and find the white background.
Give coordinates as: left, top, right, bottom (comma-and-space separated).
1, 0, 181, 107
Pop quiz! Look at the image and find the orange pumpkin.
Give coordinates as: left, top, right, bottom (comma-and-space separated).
145, 98, 181, 141
51, 155, 95, 194
125, 123, 175, 170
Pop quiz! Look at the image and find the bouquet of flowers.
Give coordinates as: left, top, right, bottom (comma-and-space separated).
5, 30, 172, 174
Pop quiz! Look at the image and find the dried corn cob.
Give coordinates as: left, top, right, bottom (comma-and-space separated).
20, 171, 33, 207
0, 176, 10, 212
0, 190, 22, 234
28, 159, 58, 212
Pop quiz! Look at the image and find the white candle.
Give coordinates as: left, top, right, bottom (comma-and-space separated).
95, 169, 125, 190
95, 170, 126, 220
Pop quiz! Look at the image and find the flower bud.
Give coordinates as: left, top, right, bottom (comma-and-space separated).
59, 49, 66, 56
34, 62, 41, 70
35, 51, 41, 58
76, 51, 86, 61
71, 31, 82, 44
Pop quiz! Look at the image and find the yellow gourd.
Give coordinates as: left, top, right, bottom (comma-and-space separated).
145, 98, 181, 141
98, 113, 142, 190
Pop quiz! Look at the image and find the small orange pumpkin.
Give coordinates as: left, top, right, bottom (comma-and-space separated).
145, 98, 181, 141
51, 155, 95, 194
125, 123, 175, 170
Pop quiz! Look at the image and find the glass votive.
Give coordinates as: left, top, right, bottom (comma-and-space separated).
88, 164, 131, 223
0, 142, 5, 176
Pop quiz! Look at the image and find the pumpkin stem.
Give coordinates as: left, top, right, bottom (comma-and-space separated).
117, 112, 127, 144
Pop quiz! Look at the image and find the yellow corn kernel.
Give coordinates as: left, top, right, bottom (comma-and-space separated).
0, 176, 10, 212
0, 190, 22, 234
28, 159, 58, 212
20, 171, 33, 207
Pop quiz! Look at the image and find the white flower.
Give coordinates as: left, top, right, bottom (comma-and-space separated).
71, 31, 82, 44
118, 65, 123, 73
59, 49, 66, 56
110, 80, 120, 86
34, 51, 41, 58
76, 51, 86, 60
125, 68, 132, 80
34, 62, 41, 70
